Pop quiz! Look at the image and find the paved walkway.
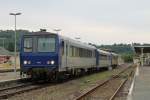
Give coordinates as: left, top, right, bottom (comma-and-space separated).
0, 71, 20, 82
128, 66, 150, 100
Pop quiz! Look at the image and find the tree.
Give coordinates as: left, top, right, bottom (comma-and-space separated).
122, 53, 133, 62
7, 42, 14, 52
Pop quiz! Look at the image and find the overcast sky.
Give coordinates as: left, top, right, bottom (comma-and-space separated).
0, 0, 150, 45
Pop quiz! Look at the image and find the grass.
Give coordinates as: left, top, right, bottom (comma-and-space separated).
0, 62, 12, 68
75, 68, 121, 90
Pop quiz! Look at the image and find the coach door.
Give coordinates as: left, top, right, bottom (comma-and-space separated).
61, 41, 68, 71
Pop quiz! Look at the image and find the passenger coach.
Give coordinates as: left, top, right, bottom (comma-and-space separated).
111, 52, 118, 67
96, 49, 112, 69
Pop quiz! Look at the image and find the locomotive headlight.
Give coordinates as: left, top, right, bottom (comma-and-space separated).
28, 61, 31, 64
24, 61, 27, 65
51, 60, 55, 65
47, 61, 50, 64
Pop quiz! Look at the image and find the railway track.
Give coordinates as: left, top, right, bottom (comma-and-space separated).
0, 79, 52, 99
74, 65, 135, 100
0, 64, 134, 99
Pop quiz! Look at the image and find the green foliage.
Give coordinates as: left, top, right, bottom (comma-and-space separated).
7, 42, 14, 52
0, 30, 30, 51
97, 44, 134, 62
121, 53, 133, 62
97, 44, 134, 54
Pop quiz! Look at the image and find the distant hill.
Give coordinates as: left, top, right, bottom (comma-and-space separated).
97, 44, 134, 62
0, 30, 135, 55
97, 44, 134, 55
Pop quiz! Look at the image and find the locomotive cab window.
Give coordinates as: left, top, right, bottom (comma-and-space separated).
37, 36, 56, 52
24, 37, 33, 52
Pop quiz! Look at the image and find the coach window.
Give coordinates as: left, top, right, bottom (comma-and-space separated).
61, 41, 64, 55
73, 47, 75, 57
74, 47, 77, 57
24, 37, 33, 52
100, 54, 105, 60
77, 48, 79, 57
93, 51, 95, 57
79, 48, 82, 57
66, 44, 68, 56
69, 46, 73, 57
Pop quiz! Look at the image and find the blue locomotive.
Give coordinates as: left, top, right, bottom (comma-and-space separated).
20, 31, 118, 79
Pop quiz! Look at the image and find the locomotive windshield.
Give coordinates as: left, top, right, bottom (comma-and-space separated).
23, 35, 56, 52
24, 37, 33, 52
37, 36, 56, 52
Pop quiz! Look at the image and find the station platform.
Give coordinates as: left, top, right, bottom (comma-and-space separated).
128, 66, 150, 100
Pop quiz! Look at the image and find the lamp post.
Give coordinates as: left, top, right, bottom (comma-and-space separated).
10, 12, 21, 73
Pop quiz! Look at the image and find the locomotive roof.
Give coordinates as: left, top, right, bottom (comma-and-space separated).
24, 31, 57, 36
23, 31, 96, 50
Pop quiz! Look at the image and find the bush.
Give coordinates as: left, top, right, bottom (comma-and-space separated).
122, 54, 133, 63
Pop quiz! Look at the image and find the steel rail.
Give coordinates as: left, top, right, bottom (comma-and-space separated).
0, 82, 33, 92
109, 68, 135, 100
0, 84, 42, 99
74, 65, 133, 100
109, 79, 127, 100
0, 78, 45, 99
0, 82, 52, 99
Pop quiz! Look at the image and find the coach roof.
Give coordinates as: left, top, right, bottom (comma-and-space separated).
59, 35, 96, 50
97, 49, 111, 55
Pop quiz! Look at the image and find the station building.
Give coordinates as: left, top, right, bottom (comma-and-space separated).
133, 45, 150, 66
130, 45, 150, 100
